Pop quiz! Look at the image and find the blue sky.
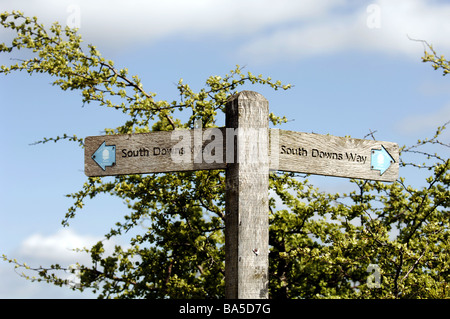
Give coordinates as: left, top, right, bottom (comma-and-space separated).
0, 0, 449, 298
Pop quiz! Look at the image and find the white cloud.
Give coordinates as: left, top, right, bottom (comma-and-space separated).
1, 0, 341, 44
418, 80, 450, 97
17, 228, 113, 265
2, 0, 450, 62
0, 262, 96, 298
239, 0, 450, 62
398, 103, 450, 135
0, 229, 115, 298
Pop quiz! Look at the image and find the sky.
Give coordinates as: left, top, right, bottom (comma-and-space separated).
0, 0, 449, 299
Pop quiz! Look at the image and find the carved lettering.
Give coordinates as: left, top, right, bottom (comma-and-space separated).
345, 152, 367, 164
121, 147, 185, 158
280, 146, 367, 164
122, 147, 150, 157
311, 148, 343, 160
281, 145, 307, 156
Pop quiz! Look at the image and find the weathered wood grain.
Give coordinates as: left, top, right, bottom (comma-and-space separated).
269, 129, 399, 182
225, 91, 269, 299
85, 128, 227, 177
84, 91, 399, 300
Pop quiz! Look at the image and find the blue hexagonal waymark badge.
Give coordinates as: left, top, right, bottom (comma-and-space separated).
92, 141, 116, 171
371, 145, 394, 176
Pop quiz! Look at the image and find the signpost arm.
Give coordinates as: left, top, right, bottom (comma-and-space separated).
225, 91, 270, 299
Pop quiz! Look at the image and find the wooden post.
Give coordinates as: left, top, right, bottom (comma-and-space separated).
225, 91, 269, 299
84, 90, 399, 299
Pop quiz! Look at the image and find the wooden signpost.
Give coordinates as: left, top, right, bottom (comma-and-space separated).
84, 91, 399, 299
271, 129, 399, 182
85, 128, 227, 176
